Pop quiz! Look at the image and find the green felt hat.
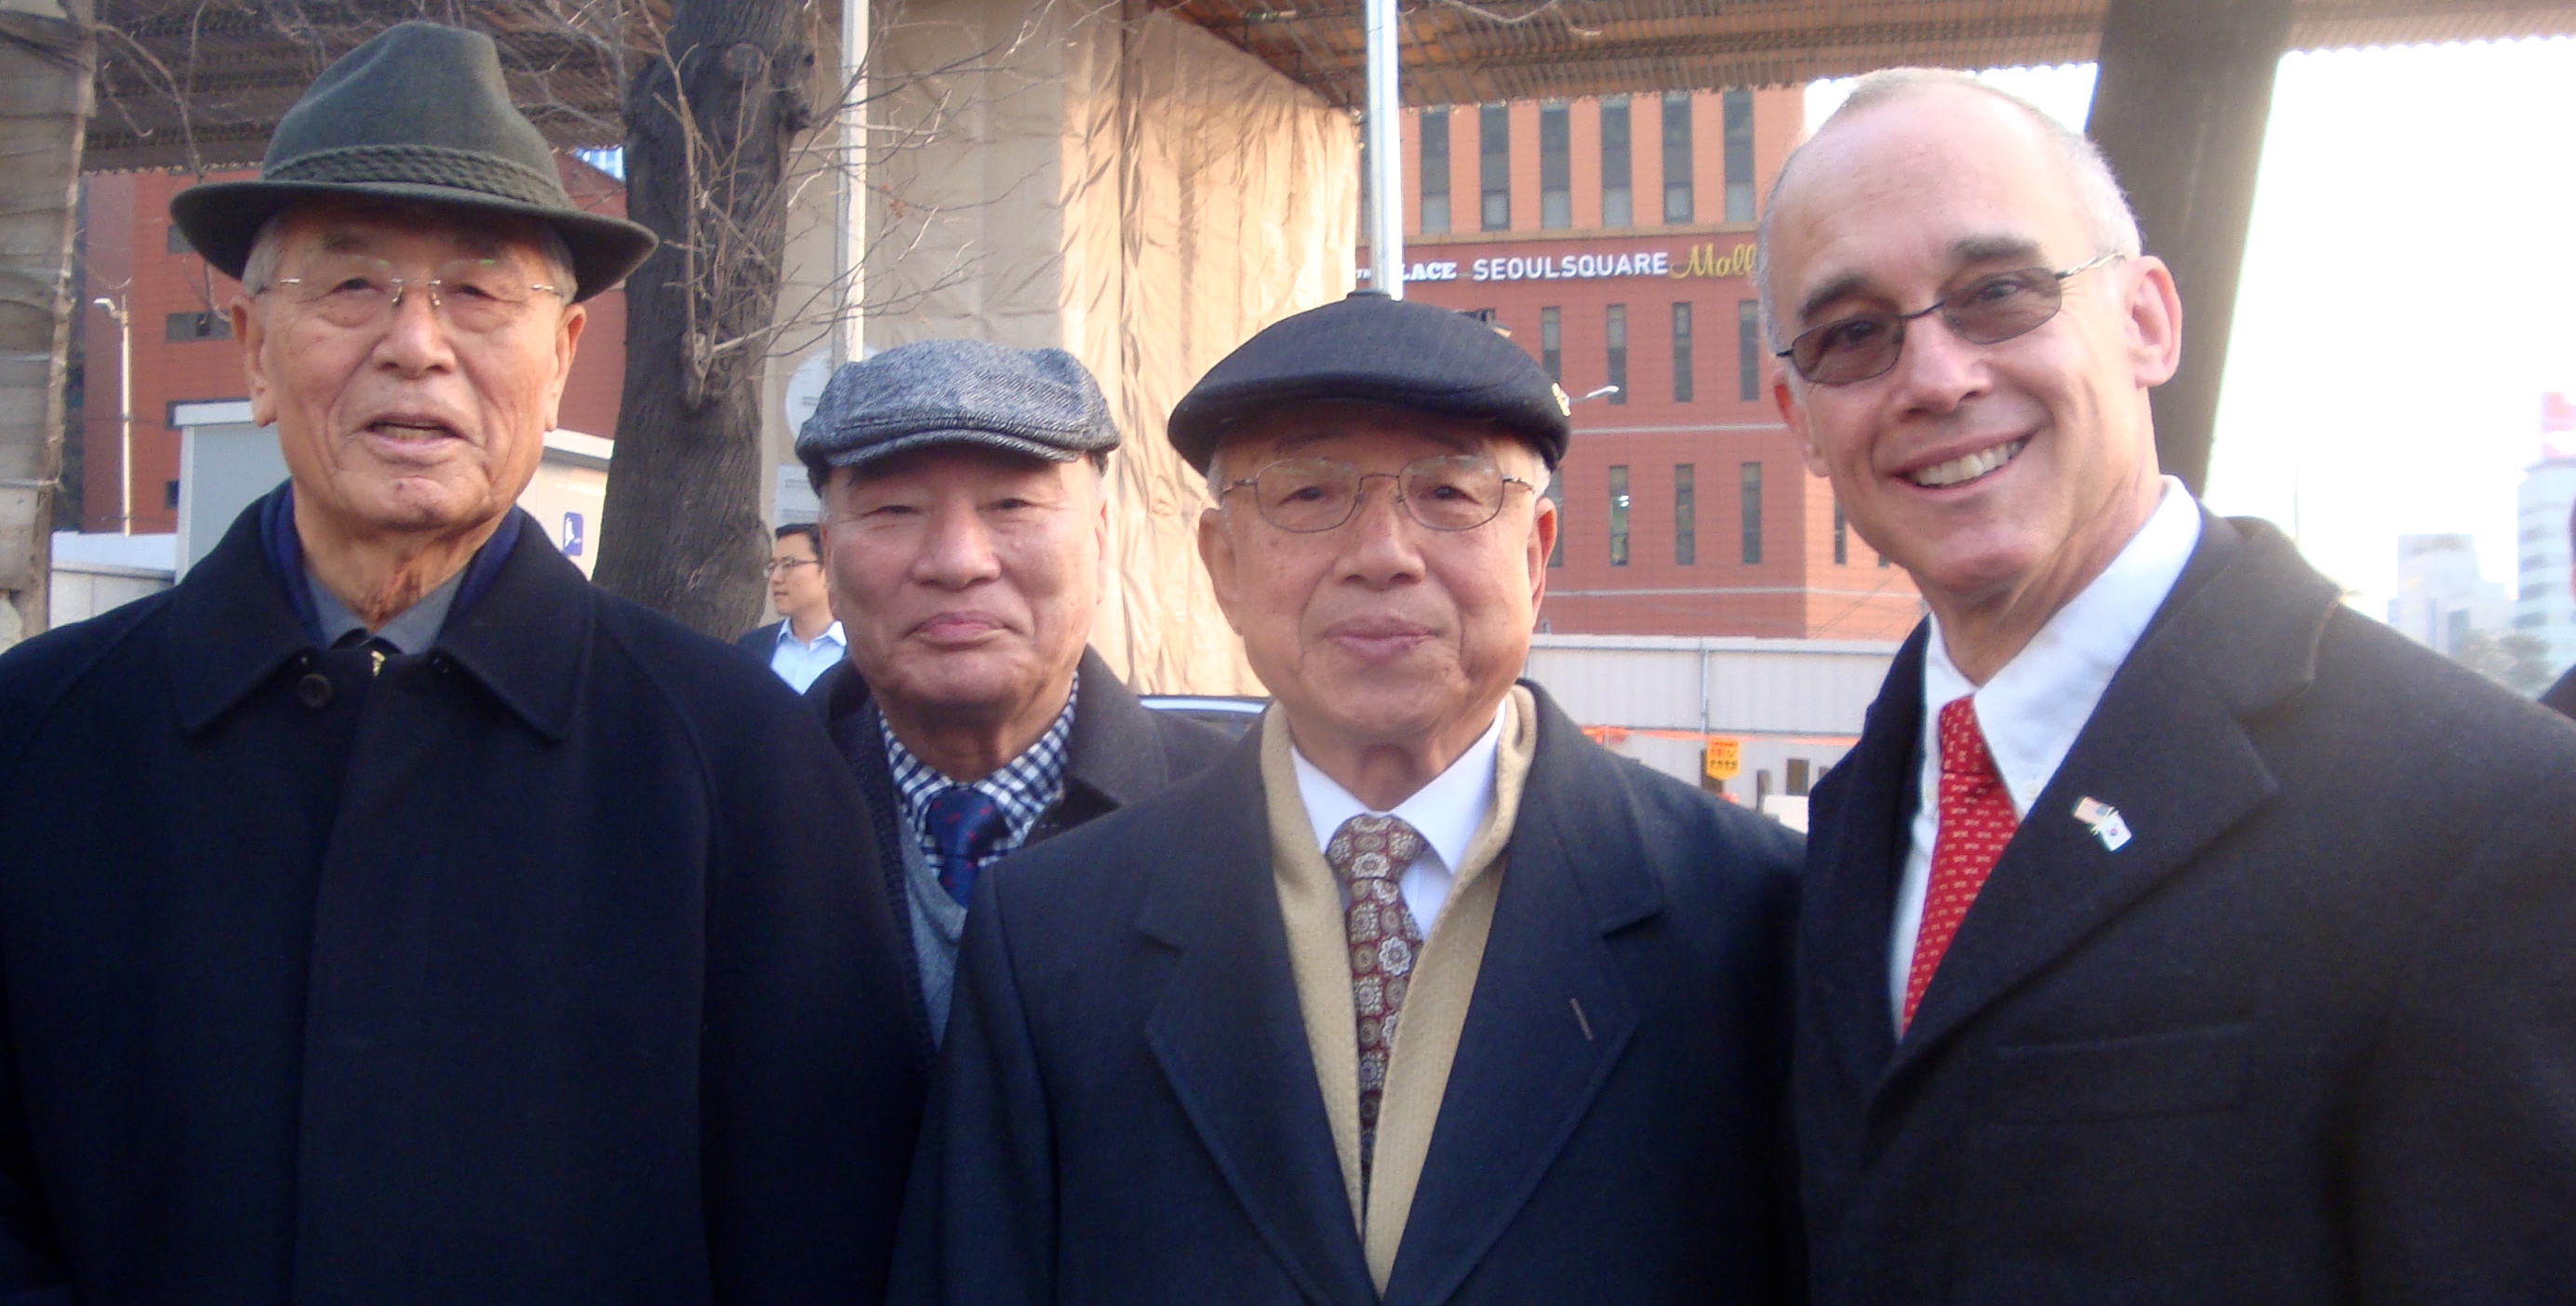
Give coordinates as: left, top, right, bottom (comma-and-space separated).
169, 21, 655, 302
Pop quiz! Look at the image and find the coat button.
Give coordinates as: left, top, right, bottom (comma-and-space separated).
295, 673, 334, 710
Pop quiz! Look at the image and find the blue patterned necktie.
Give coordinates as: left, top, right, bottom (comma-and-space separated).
925, 785, 1008, 906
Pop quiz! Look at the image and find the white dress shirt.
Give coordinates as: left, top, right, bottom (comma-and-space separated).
1889, 477, 2203, 1026
1290, 703, 1507, 937
767, 620, 847, 694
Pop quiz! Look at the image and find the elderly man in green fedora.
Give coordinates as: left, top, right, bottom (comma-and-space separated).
0, 22, 923, 1303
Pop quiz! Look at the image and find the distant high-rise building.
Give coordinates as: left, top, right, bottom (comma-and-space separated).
2388, 533, 2507, 660
2512, 460, 2576, 675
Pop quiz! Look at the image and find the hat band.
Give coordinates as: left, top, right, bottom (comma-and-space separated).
265, 143, 570, 212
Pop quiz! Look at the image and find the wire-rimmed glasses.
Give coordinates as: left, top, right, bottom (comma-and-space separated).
1218, 453, 1535, 534
1776, 253, 2122, 385
265, 253, 566, 333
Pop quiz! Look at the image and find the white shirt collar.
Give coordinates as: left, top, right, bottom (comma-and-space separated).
1289, 702, 1507, 877
780, 619, 846, 651
1921, 475, 2203, 815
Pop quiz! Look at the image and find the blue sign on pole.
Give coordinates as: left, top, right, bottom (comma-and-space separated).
561, 511, 585, 557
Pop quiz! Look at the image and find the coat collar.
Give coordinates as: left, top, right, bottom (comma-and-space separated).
1136, 684, 1662, 1306
1060, 647, 1179, 811
1820, 513, 2340, 1094
170, 489, 593, 742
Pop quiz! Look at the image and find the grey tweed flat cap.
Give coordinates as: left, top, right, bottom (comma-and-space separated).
796, 340, 1118, 485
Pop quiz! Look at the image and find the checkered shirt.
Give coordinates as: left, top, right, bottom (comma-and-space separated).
883, 673, 1079, 887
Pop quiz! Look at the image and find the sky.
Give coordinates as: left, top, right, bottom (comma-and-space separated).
1807, 40, 2576, 620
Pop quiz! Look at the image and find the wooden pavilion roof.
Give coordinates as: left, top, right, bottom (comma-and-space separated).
84, 0, 2576, 169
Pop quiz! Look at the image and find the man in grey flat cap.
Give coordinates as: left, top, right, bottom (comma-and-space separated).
0, 22, 922, 1303
799, 339, 1230, 1051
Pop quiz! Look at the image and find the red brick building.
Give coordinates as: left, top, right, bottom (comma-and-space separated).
1372, 91, 1921, 640
74, 159, 630, 535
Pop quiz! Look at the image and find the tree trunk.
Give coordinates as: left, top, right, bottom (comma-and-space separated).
2087, 0, 2293, 497
594, 0, 814, 638
0, 1, 94, 650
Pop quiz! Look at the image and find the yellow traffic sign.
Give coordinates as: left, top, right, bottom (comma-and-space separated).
1702, 737, 1741, 781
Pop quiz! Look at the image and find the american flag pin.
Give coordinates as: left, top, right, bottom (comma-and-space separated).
2073, 796, 2131, 851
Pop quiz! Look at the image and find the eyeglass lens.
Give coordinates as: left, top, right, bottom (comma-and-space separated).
1248, 455, 1513, 533
1786, 267, 2068, 385
275, 253, 556, 332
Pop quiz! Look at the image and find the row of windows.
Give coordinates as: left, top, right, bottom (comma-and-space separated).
1528, 300, 1763, 404
1549, 464, 1891, 569
1417, 92, 1755, 235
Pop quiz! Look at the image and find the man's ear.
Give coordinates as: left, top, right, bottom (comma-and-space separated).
1776, 375, 1830, 477
2125, 255, 2183, 389
233, 292, 277, 428
543, 302, 587, 431
1196, 507, 1248, 636
1527, 488, 1557, 608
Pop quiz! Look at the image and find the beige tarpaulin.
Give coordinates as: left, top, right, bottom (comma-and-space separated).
871, 0, 1356, 695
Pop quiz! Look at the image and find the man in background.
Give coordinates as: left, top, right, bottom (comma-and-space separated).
740, 522, 845, 692
799, 340, 1228, 1052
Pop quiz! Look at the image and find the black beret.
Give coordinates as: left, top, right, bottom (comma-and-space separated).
1167, 291, 1572, 474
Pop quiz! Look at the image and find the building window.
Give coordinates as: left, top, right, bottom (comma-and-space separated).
1662, 92, 1694, 224
1786, 757, 1811, 796
1672, 301, 1694, 403
1540, 307, 1561, 381
1737, 299, 1760, 402
1419, 109, 1451, 234
1723, 89, 1755, 222
1480, 104, 1510, 231
166, 311, 230, 342
1740, 461, 1763, 565
1600, 96, 1633, 228
1608, 465, 1631, 566
1545, 471, 1565, 567
1833, 500, 1849, 565
1675, 463, 1696, 566
166, 223, 193, 255
163, 479, 180, 510
1604, 304, 1628, 404
1540, 102, 1571, 229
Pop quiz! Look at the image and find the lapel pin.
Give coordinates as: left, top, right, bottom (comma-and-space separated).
2072, 796, 2131, 851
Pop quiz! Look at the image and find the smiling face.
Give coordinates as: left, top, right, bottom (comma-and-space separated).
820, 446, 1106, 732
1766, 87, 2180, 620
1197, 401, 1555, 769
235, 199, 582, 546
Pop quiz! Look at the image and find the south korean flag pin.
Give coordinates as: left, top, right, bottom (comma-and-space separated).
2073, 796, 2131, 852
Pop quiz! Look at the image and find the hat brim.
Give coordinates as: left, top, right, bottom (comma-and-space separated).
815, 428, 1088, 475
1168, 375, 1567, 475
170, 178, 657, 303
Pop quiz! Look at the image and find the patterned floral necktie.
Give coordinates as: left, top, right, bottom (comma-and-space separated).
1902, 696, 2018, 1030
1324, 813, 1428, 1185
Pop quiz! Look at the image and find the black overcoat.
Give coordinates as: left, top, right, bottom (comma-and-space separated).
1795, 513, 2576, 1304
889, 684, 1805, 1305
0, 496, 926, 1303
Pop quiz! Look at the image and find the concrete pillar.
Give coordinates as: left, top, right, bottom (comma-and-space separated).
2085, 0, 2294, 497
848, 0, 1356, 694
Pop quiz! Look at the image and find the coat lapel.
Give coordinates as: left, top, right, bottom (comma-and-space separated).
1379, 687, 1658, 1306
1885, 515, 2338, 1079
1804, 625, 1929, 1089
1139, 729, 1380, 1306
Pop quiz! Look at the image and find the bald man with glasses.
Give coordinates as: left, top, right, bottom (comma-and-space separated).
1766, 69, 2576, 1304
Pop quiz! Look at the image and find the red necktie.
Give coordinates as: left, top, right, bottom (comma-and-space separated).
1902, 696, 2017, 1030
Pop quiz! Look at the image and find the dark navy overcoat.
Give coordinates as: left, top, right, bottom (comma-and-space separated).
0, 494, 925, 1303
